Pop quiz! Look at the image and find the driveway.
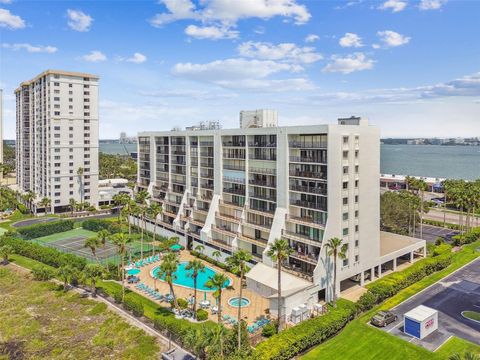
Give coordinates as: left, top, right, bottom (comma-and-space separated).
414, 224, 459, 243
378, 258, 480, 351
12, 217, 58, 228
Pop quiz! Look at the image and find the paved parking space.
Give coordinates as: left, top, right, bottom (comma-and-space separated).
377, 258, 480, 351
416, 224, 459, 243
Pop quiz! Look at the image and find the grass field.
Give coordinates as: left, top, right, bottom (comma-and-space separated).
33, 228, 97, 244
0, 266, 162, 359
301, 240, 480, 360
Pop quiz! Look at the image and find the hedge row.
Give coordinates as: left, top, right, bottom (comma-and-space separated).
423, 219, 462, 230
452, 227, 480, 246
190, 250, 247, 277
81, 218, 125, 234
124, 293, 144, 317
357, 253, 452, 312
0, 235, 87, 270
254, 300, 357, 360
18, 219, 75, 239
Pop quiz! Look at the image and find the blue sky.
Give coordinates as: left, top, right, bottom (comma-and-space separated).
1, 0, 479, 139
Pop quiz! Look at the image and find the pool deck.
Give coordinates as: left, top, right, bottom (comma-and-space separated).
127, 251, 270, 325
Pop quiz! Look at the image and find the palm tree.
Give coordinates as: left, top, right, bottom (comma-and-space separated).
84, 236, 101, 262
39, 197, 51, 215
195, 244, 205, 255
57, 265, 76, 291
148, 202, 163, 256
205, 273, 232, 359
135, 189, 151, 257
185, 259, 206, 318
157, 252, 180, 309
415, 179, 428, 239
267, 238, 293, 331
226, 250, 252, 350
77, 167, 84, 203
111, 232, 133, 302
97, 229, 110, 248
449, 352, 480, 360
0, 245, 14, 265
83, 263, 104, 297
324, 237, 348, 307
212, 250, 222, 263
69, 198, 77, 216
24, 190, 36, 215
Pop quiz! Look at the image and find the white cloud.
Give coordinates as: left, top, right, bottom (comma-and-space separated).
0, 8, 25, 29
377, 30, 410, 47
420, 72, 480, 98
339, 32, 363, 48
419, 0, 447, 10
82, 50, 107, 62
67, 9, 93, 32
378, 0, 407, 12
185, 24, 239, 40
2, 43, 57, 53
139, 89, 237, 100
126, 52, 147, 63
150, 0, 311, 27
238, 41, 322, 64
305, 34, 319, 43
322, 53, 374, 74
0, 0, 13, 4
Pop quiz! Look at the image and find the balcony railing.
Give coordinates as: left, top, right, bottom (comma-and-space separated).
249, 154, 276, 161
286, 215, 326, 228
249, 180, 276, 188
220, 200, 244, 209
223, 177, 245, 184
200, 141, 214, 147
290, 200, 326, 211
289, 170, 326, 180
212, 224, 237, 237
222, 141, 245, 147
223, 164, 245, 171
238, 234, 268, 247
249, 192, 276, 201
289, 156, 326, 164
223, 187, 245, 195
289, 141, 327, 149
216, 211, 241, 223
282, 230, 322, 244
289, 251, 319, 265
248, 142, 276, 148
289, 185, 327, 195
249, 167, 275, 175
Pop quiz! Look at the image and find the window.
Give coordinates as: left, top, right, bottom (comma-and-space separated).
69, 84, 73, 88
355, 165, 359, 173
54, 170, 60, 174
54, 148, 60, 153
355, 210, 359, 218
343, 197, 348, 205
54, 90, 60, 94
69, 148, 73, 153
53, 74, 60, 79
84, 105, 90, 109
343, 181, 348, 189
343, 151, 348, 159
55, 192, 60, 196
84, 126, 90, 131
355, 180, 359, 188
84, 161, 90, 166
69, 126, 73, 131
84, 91, 90, 95
54, 126, 60, 130
69, 184, 74, 188
54, 156, 60, 160
55, 200, 61, 204
84, 84, 89, 88
54, 177, 60, 182
355, 255, 359, 262
69, 134, 73, 138
54, 111, 60, 116
84, 112, 90, 116
69, 155, 73, 159
355, 240, 359, 247
69, 191, 73, 195
343, 228, 349, 236
343, 258, 349, 267
343, 136, 349, 144
54, 82, 60, 86
84, 98, 90, 102
355, 195, 359, 203
54, 163, 60, 167
343, 213, 349, 221
54, 97, 60, 101
69, 91, 73, 95
69, 105, 73, 109
343, 166, 348, 175
69, 98, 73, 102
69, 162, 74, 166
355, 150, 359, 158
54, 134, 60, 138
355, 225, 359, 232
69, 177, 73, 181
85, 154, 90, 158
54, 141, 60, 145
54, 185, 60, 189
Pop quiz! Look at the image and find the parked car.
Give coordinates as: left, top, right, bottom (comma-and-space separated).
371, 311, 398, 327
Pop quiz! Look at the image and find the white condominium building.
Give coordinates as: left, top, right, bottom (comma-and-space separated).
15, 70, 99, 213
137, 112, 425, 315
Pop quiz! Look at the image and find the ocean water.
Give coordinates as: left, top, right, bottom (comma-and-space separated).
99, 143, 480, 180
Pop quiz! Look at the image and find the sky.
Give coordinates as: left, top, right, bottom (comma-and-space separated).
0, 0, 479, 139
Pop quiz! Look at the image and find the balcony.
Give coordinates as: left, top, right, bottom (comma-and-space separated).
243, 220, 271, 231
238, 234, 268, 248
246, 206, 275, 217
200, 162, 214, 169
223, 187, 245, 196
212, 224, 237, 237
289, 184, 327, 195
290, 199, 326, 211
289, 141, 327, 149
163, 210, 178, 218
223, 164, 245, 171
200, 173, 214, 179
249, 167, 275, 175
195, 207, 210, 215
220, 200, 244, 210
249, 154, 276, 161
172, 150, 186, 155
249, 192, 276, 202
223, 177, 245, 185
190, 218, 205, 227
286, 215, 325, 229
289, 156, 326, 164
248, 142, 276, 148
222, 141, 245, 147
289, 170, 326, 180
282, 230, 321, 246
172, 159, 186, 165
282, 265, 313, 282
248, 180, 276, 188
289, 251, 319, 265
215, 211, 241, 224
200, 141, 214, 147
209, 238, 233, 251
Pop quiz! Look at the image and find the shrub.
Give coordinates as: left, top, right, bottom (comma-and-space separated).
423, 219, 462, 230
261, 322, 277, 338
452, 228, 480, 246
435, 237, 445, 246
433, 243, 452, 257
196, 309, 208, 321
254, 300, 357, 360
18, 219, 75, 239
81, 219, 114, 232
31, 265, 55, 281
124, 293, 144, 317
177, 298, 189, 309
0, 235, 87, 270
190, 250, 249, 277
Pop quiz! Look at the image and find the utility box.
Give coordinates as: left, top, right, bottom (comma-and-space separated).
404, 305, 438, 339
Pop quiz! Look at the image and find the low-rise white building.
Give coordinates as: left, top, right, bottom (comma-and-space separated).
98, 178, 132, 205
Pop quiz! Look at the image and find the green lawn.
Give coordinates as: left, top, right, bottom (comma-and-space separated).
462, 311, 480, 322
33, 227, 97, 244
302, 241, 480, 360
0, 266, 162, 359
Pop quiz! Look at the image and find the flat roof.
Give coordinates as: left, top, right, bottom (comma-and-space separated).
15, 69, 99, 92
404, 305, 437, 322
380, 231, 424, 257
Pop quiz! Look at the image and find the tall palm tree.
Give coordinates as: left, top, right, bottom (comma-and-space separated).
205, 273, 232, 359
158, 252, 180, 309
416, 179, 428, 239
84, 236, 101, 262
77, 167, 85, 203
135, 189, 151, 258
185, 259, 206, 318
69, 198, 77, 216
148, 202, 163, 256
111, 232, 133, 302
57, 265, 76, 291
227, 250, 252, 350
97, 229, 110, 248
39, 197, 51, 215
267, 238, 293, 331
83, 263, 104, 297
324, 237, 348, 307
24, 190, 36, 215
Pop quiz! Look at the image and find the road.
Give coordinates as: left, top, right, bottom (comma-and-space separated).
424, 208, 480, 226
414, 224, 459, 243
379, 258, 480, 351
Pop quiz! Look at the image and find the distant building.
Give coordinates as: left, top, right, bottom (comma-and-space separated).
98, 178, 132, 205
239, 109, 278, 128
15, 70, 99, 213
119, 132, 127, 143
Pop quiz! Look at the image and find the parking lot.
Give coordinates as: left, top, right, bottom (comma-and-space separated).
376, 258, 480, 351
415, 224, 459, 243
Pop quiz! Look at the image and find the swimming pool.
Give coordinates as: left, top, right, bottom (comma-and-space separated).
228, 297, 250, 308
127, 268, 140, 276
151, 262, 231, 291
